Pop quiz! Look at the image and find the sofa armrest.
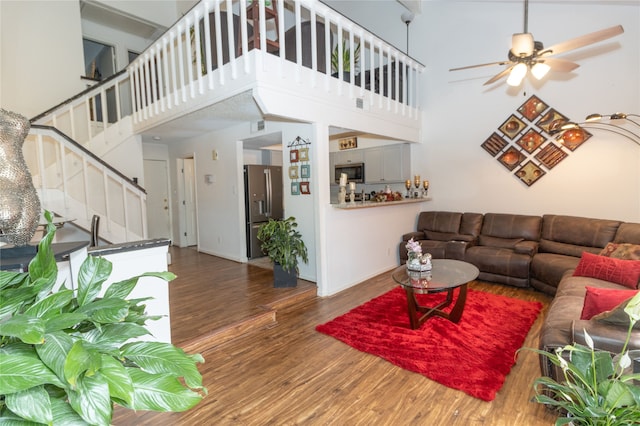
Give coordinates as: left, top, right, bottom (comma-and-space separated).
514, 240, 538, 256
402, 231, 425, 242
445, 240, 472, 260
572, 320, 640, 353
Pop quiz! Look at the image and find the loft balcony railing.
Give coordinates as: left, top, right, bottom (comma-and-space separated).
128, 0, 425, 132
25, 0, 424, 244
32, 0, 424, 145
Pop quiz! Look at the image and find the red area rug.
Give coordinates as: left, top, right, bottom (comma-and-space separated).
316, 287, 542, 401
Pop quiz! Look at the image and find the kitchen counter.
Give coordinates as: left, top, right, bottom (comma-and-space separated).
332, 197, 431, 209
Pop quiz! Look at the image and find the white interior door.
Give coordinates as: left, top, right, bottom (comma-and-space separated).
183, 158, 198, 246
144, 159, 171, 239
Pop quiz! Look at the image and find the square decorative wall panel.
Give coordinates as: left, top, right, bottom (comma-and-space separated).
481, 95, 584, 186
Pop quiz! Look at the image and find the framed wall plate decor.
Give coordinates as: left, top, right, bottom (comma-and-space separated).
299, 147, 309, 162
300, 181, 310, 194
291, 182, 300, 195
518, 95, 548, 122
499, 115, 526, 140
300, 164, 310, 179
288, 166, 299, 179
290, 149, 299, 163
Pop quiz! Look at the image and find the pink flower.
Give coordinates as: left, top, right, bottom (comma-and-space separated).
405, 238, 422, 255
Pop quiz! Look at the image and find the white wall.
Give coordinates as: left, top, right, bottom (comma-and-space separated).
411, 2, 640, 222
0, 1, 86, 117
165, 123, 247, 260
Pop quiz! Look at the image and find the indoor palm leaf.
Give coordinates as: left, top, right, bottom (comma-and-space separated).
0, 211, 206, 425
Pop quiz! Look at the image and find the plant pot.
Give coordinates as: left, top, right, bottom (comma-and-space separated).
332, 71, 351, 82
273, 262, 298, 288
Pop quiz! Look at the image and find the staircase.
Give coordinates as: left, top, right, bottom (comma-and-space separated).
26, 72, 146, 243
22, 0, 425, 245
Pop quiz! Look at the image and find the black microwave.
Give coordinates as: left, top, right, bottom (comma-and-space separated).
335, 162, 365, 184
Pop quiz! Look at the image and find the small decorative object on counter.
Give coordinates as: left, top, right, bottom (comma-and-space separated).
405, 238, 432, 271
405, 179, 412, 198
349, 181, 356, 204
423, 180, 429, 197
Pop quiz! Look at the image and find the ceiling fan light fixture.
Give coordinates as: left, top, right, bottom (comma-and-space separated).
531, 62, 550, 80
507, 63, 528, 86
511, 33, 534, 56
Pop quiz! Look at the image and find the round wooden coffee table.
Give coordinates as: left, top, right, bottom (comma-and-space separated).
392, 259, 479, 329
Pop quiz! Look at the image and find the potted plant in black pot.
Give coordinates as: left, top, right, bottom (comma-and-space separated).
257, 216, 308, 288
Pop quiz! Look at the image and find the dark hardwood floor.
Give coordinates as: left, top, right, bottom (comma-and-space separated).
113, 246, 558, 425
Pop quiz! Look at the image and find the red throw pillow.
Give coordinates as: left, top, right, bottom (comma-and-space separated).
580, 286, 640, 320
573, 252, 640, 289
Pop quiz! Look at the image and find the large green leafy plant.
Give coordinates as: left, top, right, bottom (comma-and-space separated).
529, 292, 640, 425
257, 216, 308, 274
0, 212, 206, 425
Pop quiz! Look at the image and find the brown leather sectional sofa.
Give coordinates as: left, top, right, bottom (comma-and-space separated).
399, 211, 640, 381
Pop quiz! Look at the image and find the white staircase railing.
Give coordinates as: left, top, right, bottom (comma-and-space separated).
24, 125, 147, 243
22, 0, 424, 246
31, 71, 133, 158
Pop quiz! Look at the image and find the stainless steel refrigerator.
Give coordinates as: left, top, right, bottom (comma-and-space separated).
244, 165, 284, 259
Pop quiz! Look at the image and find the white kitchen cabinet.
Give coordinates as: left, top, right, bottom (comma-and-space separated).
364, 144, 409, 183
333, 150, 364, 165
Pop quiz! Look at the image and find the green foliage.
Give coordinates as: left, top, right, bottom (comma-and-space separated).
0, 211, 206, 425
528, 292, 640, 426
331, 40, 361, 74
257, 216, 308, 274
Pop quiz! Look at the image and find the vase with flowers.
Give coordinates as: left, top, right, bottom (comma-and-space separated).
405, 238, 432, 272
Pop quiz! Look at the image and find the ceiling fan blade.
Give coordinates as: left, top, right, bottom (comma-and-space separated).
538, 25, 624, 57
483, 66, 514, 86
449, 60, 510, 72
540, 57, 580, 72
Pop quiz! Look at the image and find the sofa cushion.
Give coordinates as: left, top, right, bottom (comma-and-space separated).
417, 211, 462, 234
600, 242, 640, 260
530, 253, 581, 291
592, 295, 640, 328
538, 239, 601, 258
613, 223, 640, 244
425, 230, 460, 242
464, 246, 531, 278
539, 274, 626, 351
580, 286, 639, 320
480, 213, 541, 240
459, 212, 484, 240
540, 214, 621, 251
478, 235, 524, 249
573, 252, 640, 289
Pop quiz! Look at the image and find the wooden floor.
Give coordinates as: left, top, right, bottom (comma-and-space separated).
113, 247, 559, 425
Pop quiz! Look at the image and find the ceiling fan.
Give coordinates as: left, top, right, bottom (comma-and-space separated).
449, 0, 624, 87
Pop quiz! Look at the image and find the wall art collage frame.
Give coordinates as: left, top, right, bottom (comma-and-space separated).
288, 136, 311, 195
481, 95, 591, 186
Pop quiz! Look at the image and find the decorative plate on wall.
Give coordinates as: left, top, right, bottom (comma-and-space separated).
499, 115, 526, 140
480, 95, 583, 186
515, 161, 546, 186
482, 133, 509, 156
498, 146, 526, 171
